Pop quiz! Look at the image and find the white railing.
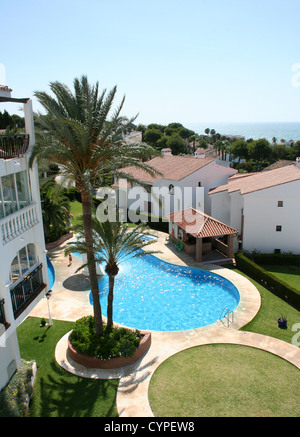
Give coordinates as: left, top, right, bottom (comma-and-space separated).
0, 203, 39, 245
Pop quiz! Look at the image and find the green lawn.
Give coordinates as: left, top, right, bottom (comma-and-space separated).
149, 268, 300, 417
70, 200, 83, 228
261, 264, 300, 292
231, 268, 300, 343
149, 344, 300, 417
17, 318, 118, 417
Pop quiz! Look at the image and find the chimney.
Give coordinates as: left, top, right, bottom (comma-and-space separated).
161, 148, 172, 156
194, 148, 206, 158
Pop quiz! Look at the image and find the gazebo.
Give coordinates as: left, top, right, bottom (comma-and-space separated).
167, 208, 238, 263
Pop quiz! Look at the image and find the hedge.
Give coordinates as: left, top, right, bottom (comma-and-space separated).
251, 253, 300, 266
127, 210, 169, 233
235, 252, 300, 309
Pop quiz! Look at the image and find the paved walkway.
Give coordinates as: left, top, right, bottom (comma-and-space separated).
29, 231, 300, 417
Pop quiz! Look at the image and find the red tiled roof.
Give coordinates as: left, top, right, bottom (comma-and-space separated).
167, 208, 238, 238
117, 155, 215, 183
209, 164, 300, 196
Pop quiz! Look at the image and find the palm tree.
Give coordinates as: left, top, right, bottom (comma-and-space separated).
29, 76, 159, 336
65, 217, 159, 328
40, 179, 71, 242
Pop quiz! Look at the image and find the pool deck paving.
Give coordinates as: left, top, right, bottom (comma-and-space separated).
29, 231, 300, 417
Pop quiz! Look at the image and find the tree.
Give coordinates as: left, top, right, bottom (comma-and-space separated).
143, 128, 163, 146
40, 180, 71, 242
249, 138, 272, 170
65, 218, 158, 327
166, 133, 187, 155
29, 76, 158, 337
231, 140, 249, 162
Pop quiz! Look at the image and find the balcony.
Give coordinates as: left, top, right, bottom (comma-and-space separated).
0, 134, 30, 159
10, 263, 46, 319
0, 203, 39, 245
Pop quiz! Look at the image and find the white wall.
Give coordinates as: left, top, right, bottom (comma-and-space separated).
242, 180, 300, 253
119, 159, 237, 219
210, 190, 231, 225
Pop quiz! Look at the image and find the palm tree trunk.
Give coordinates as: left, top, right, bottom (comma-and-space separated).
81, 190, 104, 337
107, 275, 115, 328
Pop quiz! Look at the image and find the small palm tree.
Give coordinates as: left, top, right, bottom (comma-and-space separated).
65, 217, 159, 328
29, 76, 159, 336
40, 179, 71, 242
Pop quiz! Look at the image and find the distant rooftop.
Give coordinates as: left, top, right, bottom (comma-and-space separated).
116, 154, 215, 183
209, 164, 300, 196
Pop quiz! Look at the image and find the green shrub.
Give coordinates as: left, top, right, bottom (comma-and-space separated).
127, 210, 169, 233
70, 316, 142, 360
251, 253, 300, 266
0, 361, 34, 417
235, 252, 300, 309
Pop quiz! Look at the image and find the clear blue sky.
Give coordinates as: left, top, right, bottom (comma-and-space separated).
1, 0, 300, 125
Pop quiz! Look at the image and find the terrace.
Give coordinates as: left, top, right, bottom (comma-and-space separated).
0, 134, 30, 159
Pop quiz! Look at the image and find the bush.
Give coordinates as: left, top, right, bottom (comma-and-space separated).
0, 361, 34, 417
127, 210, 169, 233
70, 316, 142, 360
251, 253, 300, 266
235, 252, 300, 309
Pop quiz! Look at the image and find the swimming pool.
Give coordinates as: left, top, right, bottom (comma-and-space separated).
47, 256, 55, 288
86, 252, 240, 332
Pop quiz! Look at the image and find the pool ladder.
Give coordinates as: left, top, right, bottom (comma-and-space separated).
219, 308, 234, 327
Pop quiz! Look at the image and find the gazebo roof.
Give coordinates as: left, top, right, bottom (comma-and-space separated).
167, 208, 238, 238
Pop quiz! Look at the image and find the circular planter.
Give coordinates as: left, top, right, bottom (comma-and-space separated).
67, 330, 151, 369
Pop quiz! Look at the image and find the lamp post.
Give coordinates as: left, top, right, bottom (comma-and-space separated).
45, 290, 53, 326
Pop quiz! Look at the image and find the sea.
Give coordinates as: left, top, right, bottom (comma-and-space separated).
185, 122, 300, 143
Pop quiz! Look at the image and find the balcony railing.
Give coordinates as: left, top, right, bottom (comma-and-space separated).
0, 134, 30, 159
0, 203, 39, 245
10, 263, 46, 319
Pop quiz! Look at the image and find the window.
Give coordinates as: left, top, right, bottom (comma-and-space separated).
276, 225, 282, 232
274, 249, 281, 254
277, 201, 283, 207
10, 244, 38, 282
11, 255, 21, 282
0, 171, 32, 218
2, 174, 18, 216
15, 170, 31, 209
27, 243, 37, 267
169, 184, 174, 195
198, 182, 202, 187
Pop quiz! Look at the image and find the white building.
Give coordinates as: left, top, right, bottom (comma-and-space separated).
114, 151, 237, 218
209, 165, 300, 254
0, 86, 49, 390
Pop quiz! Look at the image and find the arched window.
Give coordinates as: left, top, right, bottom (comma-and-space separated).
10, 244, 37, 282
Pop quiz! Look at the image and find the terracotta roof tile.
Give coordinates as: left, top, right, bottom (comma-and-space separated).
209, 164, 300, 196
168, 207, 238, 238
118, 155, 215, 183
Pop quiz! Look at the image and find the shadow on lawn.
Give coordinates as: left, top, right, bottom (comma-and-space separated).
35, 360, 118, 417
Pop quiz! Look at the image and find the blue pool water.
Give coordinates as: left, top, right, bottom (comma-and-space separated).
85, 252, 240, 332
47, 257, 55, 288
